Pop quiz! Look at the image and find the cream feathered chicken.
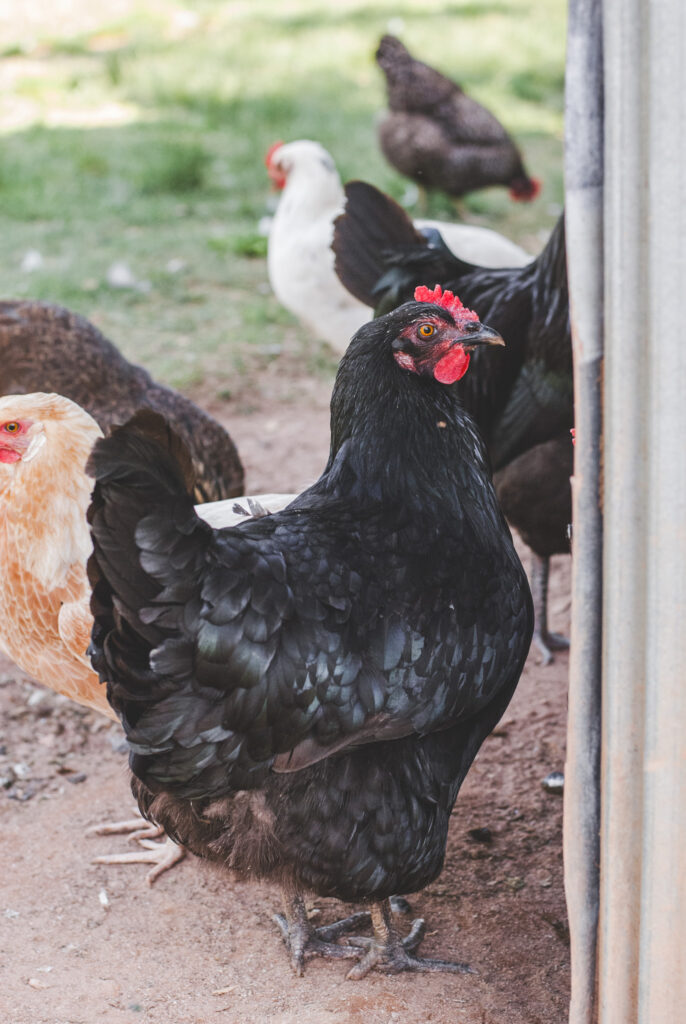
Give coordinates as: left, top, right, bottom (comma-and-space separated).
0, 392, 292, 879
265, 140, 531, 354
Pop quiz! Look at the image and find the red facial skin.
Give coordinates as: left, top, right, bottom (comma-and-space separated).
392, 315, 477, 384
265, 141, 286, 190
0, 419, 32, 464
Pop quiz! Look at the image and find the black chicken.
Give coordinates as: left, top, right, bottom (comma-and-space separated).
86, 293, 533, 979
375, 34, 540, 202
332, 181, 571, 663
0, 300, 244, 503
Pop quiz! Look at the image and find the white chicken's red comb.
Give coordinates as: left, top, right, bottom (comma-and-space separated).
414, 284, 479, 323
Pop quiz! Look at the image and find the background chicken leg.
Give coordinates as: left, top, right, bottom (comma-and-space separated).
88, 811, 186, 885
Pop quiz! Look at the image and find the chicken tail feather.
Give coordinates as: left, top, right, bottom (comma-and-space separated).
86, 410, 211, 711
332, 181, 424, 307
332, 181, 473, 317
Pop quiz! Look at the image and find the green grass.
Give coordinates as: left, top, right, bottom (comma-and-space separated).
0, 0, 566, 399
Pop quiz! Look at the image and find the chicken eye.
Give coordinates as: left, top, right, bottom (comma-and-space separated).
418, 324, 435, 338
3, 422, 19, 433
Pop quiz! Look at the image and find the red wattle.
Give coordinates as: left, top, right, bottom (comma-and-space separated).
433, 347, 470, 384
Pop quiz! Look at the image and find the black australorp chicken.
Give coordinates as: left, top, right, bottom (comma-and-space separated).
86, 291, 533, 979
0, 301, 244, 503
375, 35, 540, 202
333, 182, 571, 662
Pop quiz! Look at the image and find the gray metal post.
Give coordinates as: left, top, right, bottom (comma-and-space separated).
564, 3, 604, 1023
600, 1, 686, 1021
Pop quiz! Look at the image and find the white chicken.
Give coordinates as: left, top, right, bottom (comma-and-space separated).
265, 139, 532, 354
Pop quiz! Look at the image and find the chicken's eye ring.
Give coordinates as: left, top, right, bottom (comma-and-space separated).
418, 323, 435, 338
3, 422, 19, 433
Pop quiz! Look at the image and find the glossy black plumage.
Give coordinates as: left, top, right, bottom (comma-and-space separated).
87, 303, 533, 925
333, 185, 572, 658
0, 300, 244, 503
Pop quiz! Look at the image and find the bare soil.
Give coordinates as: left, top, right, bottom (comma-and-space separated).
0, 375, 571, 1024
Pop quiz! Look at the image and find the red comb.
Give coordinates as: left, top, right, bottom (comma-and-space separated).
265, 140, 284, 168
414, 284, 479, 322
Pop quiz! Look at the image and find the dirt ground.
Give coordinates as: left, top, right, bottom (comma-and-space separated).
0, 375, 571, 1024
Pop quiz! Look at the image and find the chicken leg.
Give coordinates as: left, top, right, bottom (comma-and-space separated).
87, 811, 186, 884
274, 888, 368, 975
343, 899, 474, 978
531, 553, 570, 665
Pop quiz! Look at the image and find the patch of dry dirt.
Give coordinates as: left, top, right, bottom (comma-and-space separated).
0, 378, 571, 1024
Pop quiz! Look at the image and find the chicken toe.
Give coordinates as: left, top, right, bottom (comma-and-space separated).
88, 812, 186, 884
533, 627, 571, 665
274, 890, 367, 976
343, 900, 474, 979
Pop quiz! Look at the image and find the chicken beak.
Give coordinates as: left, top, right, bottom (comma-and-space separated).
466, 323, 505, 347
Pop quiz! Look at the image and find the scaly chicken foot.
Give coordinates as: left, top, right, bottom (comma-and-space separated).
274, 889, 368, 976
88, 811, 186, 885
343, 899, 475, 979
531, 553, 570, 665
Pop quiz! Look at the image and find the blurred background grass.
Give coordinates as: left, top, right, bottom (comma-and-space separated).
0, 0, 566, 402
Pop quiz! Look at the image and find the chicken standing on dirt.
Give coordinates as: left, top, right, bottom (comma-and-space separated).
265, 139, 531, 354
0, 392, 288, 881
86, 291, 533, 978
375, 34, 540, 203
0, 300, 244, 503
333, 183, 571, 663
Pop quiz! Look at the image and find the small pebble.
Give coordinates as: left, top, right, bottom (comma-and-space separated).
66, 772, 87, 785
467, 826, 493, 844
389, 895, 412, 915
542, 771, 565, 794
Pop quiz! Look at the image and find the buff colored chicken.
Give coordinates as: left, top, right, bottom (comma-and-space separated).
0, 392, 293, 881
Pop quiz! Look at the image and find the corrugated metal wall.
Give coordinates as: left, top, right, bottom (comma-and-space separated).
565, 1, 686, 1021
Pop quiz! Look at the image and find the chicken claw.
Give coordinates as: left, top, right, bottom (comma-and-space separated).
533, 627, 570, 666
343, 900, 475, 979
274, 890, 367, 976
88, 812, 186, 885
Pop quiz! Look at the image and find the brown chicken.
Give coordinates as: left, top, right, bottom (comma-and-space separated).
0, 392, 288, 881
375, 34, 540, 202
0, 392, 186, 879
0, 301, 244, 504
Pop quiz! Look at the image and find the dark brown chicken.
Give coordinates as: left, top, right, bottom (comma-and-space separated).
0, 300, 244, 503
87, 293, 533, 978
375, 34, 540, 202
